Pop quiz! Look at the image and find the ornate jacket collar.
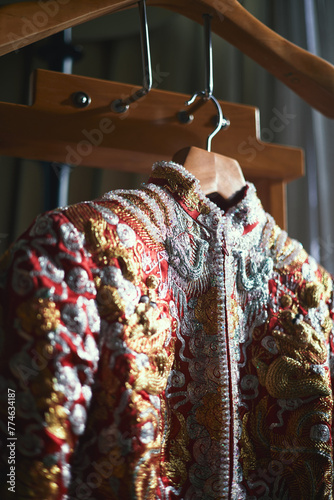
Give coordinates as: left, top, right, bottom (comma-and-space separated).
149, 161, 269, 253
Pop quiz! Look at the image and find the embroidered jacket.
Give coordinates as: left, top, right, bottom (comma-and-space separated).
0, 162, 333, 500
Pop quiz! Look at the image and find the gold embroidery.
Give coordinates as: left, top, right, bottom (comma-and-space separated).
94, 275, 101, 289
277, 310, 328, 364
116, 192, 163, 235
124, 301, 170, 344
267, 224, 281, 250
97, 285, 126, 322
194, 287, 218, 336
135, 458, 159, 500
86, 203, 174, 500
111, 246, 139, 283
252, 281, 332, 400
300, 282, 324, 309
151, 165, 210, 214
146, 275, 159, 290
112, 206, 163, 251
63, 202, 102, 234
45, 406, 68, 440
146, 274, 160, 296
280, 293, 293, 308
267, 223, 308, 272
247, 393, 333, 499
146, 275, 160, 302
321, 315, 333, 339
126, 386, 161, 500
153, 165, 196, 194
15, 386, 65, 497
17, 459, 60, 499
85, 216, 108, 251
141, 187, 174, 226
164, 411, 191, 488
283, 249, 309, 272
29, 359, 74, 443
196, 392, 225, 441
85, 217, 141, 284
41, 390, 73, 444
16, 298, 60, 336
320, 267, 333, 301
240, 412, 257, 479
253, 307, 331, 399
253, 356, 331, 399
296, 269, 333, 340
85, 217, 110, 261
132, 346, 174, 396
155, 350, 169, 374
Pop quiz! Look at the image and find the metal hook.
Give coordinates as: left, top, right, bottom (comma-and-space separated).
111, 0, 152, 113
179, 14, 229, 152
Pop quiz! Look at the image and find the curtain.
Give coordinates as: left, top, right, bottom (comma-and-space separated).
0, 0, 333, 272
272, 0, 334, 274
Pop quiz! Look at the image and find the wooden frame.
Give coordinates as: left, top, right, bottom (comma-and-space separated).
0, 69, 304, 228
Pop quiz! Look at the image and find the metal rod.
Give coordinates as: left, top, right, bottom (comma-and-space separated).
111, 0, 152, 112
203, 14, 213, 98
139, 0, 152, 96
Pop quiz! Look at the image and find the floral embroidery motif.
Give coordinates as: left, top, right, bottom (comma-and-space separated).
16, 298, 60, 336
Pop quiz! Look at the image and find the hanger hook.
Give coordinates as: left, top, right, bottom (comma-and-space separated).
179, 13, 229, 152
204, 13, 213, 99
111, 0, 152, 113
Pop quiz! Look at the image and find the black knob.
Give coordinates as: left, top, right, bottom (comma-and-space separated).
178, 110, 194, 124
72, 91, 91, 108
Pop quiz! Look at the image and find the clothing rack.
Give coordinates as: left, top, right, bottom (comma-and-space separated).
1, 0, 333, 228
1, 0, 334, 118
0, 69, 303, 228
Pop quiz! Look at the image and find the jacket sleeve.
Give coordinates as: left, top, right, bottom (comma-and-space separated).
0, 211, 100, 499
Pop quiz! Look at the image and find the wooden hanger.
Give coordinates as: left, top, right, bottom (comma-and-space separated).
173, 146, 246, 202
1, 0, 334, 118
